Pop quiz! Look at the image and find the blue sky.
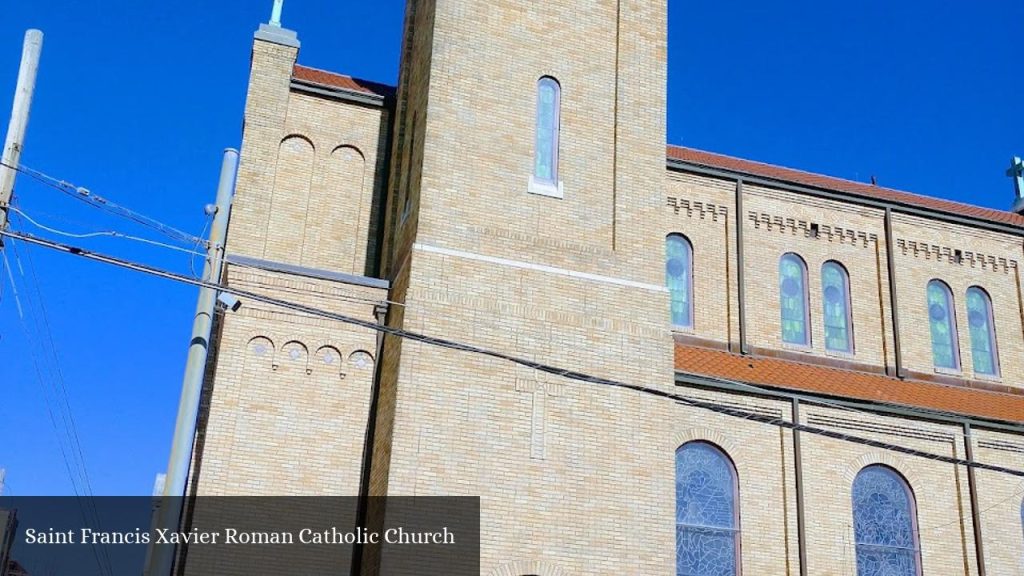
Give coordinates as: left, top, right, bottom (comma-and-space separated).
1, 0, 1021, 496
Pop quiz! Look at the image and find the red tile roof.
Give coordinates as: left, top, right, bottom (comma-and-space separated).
668, 145, 1024, 229
292, 64, 395, 98
675, 343, 1024, 425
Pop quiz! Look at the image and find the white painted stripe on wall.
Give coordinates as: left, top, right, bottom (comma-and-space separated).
414, 243, 669, 293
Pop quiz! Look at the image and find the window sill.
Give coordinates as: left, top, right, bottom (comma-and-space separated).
825, 349, 856, 360
934, 366, 962, 376
782, 342, 813, 353
528, 176, 564, 199
671, 325, 695, 335
973, 372, 1002, 384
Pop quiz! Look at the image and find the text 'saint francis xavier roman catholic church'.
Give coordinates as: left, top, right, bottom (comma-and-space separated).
170, 1, 1024, 575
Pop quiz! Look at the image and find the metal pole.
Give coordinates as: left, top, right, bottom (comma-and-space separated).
963, 423, 987, 576
145, 148, 238, 576
791, 398, 808, 576
884, 207, 904, 378
735, 179, 747, 355
0, 30, 43, 238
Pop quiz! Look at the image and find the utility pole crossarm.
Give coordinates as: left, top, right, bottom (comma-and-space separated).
0, 30, 43, 239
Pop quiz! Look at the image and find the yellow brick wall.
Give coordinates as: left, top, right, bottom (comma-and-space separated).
189, 32, 391, 498
191, 5, 1024, 576
891, 213, 1024, 384
741, 185, 892, 368
228, 38, 390, 277
974, 429, 1024, 575
363, 0, 1024, 574
190, 265, 384, 496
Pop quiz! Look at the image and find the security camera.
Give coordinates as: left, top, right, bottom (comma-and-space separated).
217, 292, 242, 312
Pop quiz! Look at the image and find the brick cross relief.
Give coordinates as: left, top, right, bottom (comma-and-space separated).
515, 379, 564, 460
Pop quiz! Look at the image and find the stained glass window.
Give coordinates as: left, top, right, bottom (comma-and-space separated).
666, 234, 693, 328
822, 261, 853, 353
534, 77, 560, 184
926, 280, 960, 370
780, 253, 810, 346
676, 442, 740, 576
966, 287, 998, 376
852, 465, 922, 576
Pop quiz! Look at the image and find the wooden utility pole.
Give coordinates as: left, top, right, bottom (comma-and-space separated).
0, 30, 43, 240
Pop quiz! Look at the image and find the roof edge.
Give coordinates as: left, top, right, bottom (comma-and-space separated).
676, 369, 1024, 432
667, 145, 1024, 236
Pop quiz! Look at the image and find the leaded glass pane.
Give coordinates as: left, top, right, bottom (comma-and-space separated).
822, 261, 852, 352
852, 466, 921, 576
534, 78, 559, 183
927, 281, 959, 369
966, 287, 997, 375
676, 442, 739, 576
780, 254, 809, 345
666, 234, 693, 327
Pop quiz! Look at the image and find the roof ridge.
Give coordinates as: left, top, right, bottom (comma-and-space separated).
668, 144, 1013, 218
669, 144, 1024, 229
668, 144, 906, 195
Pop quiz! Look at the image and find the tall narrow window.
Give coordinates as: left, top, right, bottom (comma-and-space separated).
534, 77, 560, 186
666, 234, 693, 328
966, 286, 998, 376
779, 253, 810, 346
927, 280, 960, 370
676, 442, 740, 576
822, 261, 853, 353
852, 465, 922, 576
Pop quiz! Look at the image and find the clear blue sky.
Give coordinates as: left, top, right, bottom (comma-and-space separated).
1, 0, 1021, 496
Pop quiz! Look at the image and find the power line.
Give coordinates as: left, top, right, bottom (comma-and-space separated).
0, 159, 201, 245
2, 239, 113, 576
4, 228, 1024, 480
11, 204, 201, 256
10, 204, 405, 309
692, 372, 987, 444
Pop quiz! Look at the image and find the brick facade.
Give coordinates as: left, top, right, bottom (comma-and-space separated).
185, 3, 1024, 575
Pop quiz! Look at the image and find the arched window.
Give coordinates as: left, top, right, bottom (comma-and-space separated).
852, 465, 922, 576
676, 442, 740, 576
779, 253, 810, 346
666, 234, 693, 328
966, 286, 998, 376
534, 77, 561, 185
926, 280, 960, 370
822, 261, 853, 353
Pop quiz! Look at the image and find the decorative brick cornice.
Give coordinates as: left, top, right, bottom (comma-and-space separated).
895, 238, 1018, 273
747, 211, 877, 247
666, 196, 728, 222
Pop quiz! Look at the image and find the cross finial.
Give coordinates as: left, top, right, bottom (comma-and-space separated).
270, 0, 284, 27
1010, 157, 1024, 198
1008, 157, 1024, 214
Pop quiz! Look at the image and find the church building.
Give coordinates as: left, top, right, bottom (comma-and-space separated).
179, 1, 1024, 574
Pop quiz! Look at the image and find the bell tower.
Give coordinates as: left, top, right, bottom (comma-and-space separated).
369, 1, 675, 574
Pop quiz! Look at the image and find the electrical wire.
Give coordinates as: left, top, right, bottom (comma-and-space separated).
10, 204, 403, 309
2, 239, 113, 576
691, 372, 987, 444
4, 228, 1024, 481
0, 159, 201, 245
10, 203, 202, 256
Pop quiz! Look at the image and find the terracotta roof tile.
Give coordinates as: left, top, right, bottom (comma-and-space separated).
675, 343, 1024, 425
667, 145, 1024, 229
292, 64, 395, 98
